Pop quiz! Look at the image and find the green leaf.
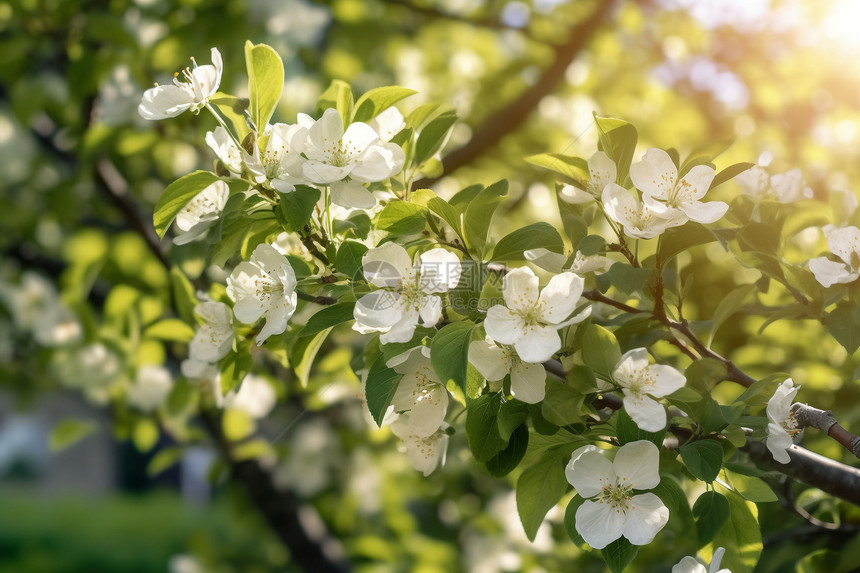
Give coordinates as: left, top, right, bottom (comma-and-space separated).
601, 538, 639, 573
490, 222, 564, 262
657, 222, 717, 264
147, 446, 183, 477
49, 419, 97, 452
594, 114, 638, 186
516, 448, 569, 541
430, 322, 474, 395
708, 490, 762, 573
466, 393, 508, 462
541, 379, 584, 426
336, 240, 368, 281
365, 355, 401, 427
244, 41, 284, 131
449, 184, 483, 210
825, 301, 860, 354
143, 319, 195, 343
315, 79, 353, 126
352, 85, 416, 123
427, 196, 462, 238
603, 264, 654, 296
132, 418, 159, 452
485, 424, 529, 477
462, 180, 508, 253
692, 491, 730, 546
681, 139, 733, 174
710, 162, 754, 190
497, 401, 529, 441
276, 186, 321, 232
725, 468, 777, 502
414, 110, 457, 166
680, 439, 724, 482
208, 93, 250, 142
291, 327, 331, 387
564, 495, 587, 546
581, 324, 621, 377
708, 284, 757, 346
169, 267, 198, 324
733, 374, 784, 408
525, 152, 589, 184
153, 171, 220, 238
219, 349, 253, 395
616, 408, 665, 447
302, 303, 355, 337
684, 358, 727, 394
375, 200, 427, 236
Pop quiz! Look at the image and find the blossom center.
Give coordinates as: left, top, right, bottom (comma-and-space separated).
597, 480, 635, 510
783, 411, 802, 438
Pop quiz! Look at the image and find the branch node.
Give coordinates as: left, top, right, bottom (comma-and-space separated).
792, 403, 838, 433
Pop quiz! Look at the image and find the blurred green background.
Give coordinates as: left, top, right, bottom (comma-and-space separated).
3, 0, 860, 571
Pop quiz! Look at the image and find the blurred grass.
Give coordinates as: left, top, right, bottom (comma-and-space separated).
0, 487, 287, 573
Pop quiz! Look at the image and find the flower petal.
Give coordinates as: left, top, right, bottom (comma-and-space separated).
621, 492, 669, 545
612, 440, 660, 490
678, 199, 728, 224
630, 148, 678, 201
766, 422, 793, 464
622, 393, 667, 432
330, 180, 376, 209
227, 262, 268, 324
418, 294, 442, 327
419, 248, 462, 292
524, 248, 567, 273
138, 84, 195, 120
354, 291, 403, 329
363, 242, 414, 288
502, 267, 539, 312
647, 364, 687, 398
468, 339, 510, 381
559, 184, 594, 204
677, 165, 716, 201
809, 256, 854, 288
612, 348, 651, 386
510, 361, 547, 403
672, 557, 707, 573
537, 272, 585, 324
513, 323, 561, 363
826, 225, 860, 267
567, 449, 615, 498
575, 499, 624, 549
483, 305, 526, 346
350, 141, 405, 182
302, 161, 352, 184
588, 151, 617, 194
380, 305, 420, 344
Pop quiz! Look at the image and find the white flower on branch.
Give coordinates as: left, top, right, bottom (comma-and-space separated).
368, 106, 405, 142
243, 121, 310, 193
735, 164, 770, 200
227, 243, 298, 345
390, 413, 449, 476
353, 242, 461, 344
523, 248, 612, 275
127, 365, 173, 412
808, 225, 860, 287
138, 48, 222, 120
173, 180, 229, 245
388, 346, 449, 437
770, 168, 813, 203
205, 126, 244, 174
766, 378, 801, 464
630, 147, 728, 225
189, 301, 234, 363
468, 338, 547, 403
602, 183, 674, 239
483, 267, 590, 364
559, 151, 617, 204
673, 547, 730, 573
612, 348, 686, 432
565, 440, 669, 549
300, 108, 405, 208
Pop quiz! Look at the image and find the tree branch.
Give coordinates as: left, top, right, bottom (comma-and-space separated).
414, 0, 618, 187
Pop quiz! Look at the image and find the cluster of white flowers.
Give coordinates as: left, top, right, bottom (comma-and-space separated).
0, 272, 82, 347
735, 163, 813, 203
611, 348, 686, 432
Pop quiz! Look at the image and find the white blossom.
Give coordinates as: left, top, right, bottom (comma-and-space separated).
368, 106, 405, 142
57, 342, 121, 389
468, 338, 547, 403
766, 378, 800, 464
559, 151, 617, 204
565, 440, 669, 549
569, 251, 613, 275
138, 48, 222, 120
127, 365, 173, 412
630, 148, 728, 225
205, 126, 243, 174
770, 168, 813, 203
483, 266, 589, 364
173, 180, 229, 245
388, 346, 449, 437
227, 243, 298, 345
300, 108, 405, 208
390, 413, 449, 476
602, 183, 674, 239
735, 164, 770, 199
243, 121, 309, 193
673, 547, 731, 573
808, 225, 860, 287
188, 301, 234, 363
353, 242, 461, 344
224, 373, 277, 419
612, 348, 686, 432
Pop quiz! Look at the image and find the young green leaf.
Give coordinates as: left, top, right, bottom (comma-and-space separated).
276, 186, 321, 232
315, 79, 354, 126
525, 152, 589, 184
680, 439, 724, 483
352, 85, 416, 123
430, 322, 474, 396
301, 303, 355, 337
463, 180, 508, 253
490, 222, 564, 262
466, 393, 508, 462
594, 114, 638, 186
244, 41, 284, 131
581, 323, 621, 378
601, 538, 640, 573
375, 200, 428, 236
336, 240, 368, 281
692, 490, 730, 546
516, 448, 569, 541
413, 110, 457, 166
485, 423, 529, 477
365, 355, 401, 428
